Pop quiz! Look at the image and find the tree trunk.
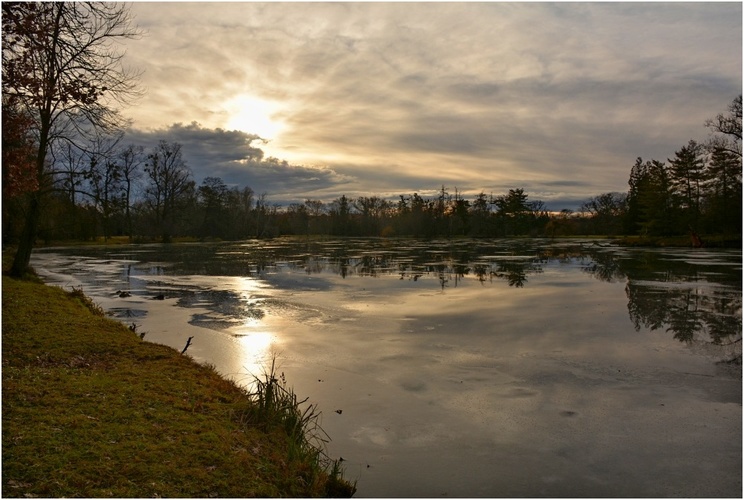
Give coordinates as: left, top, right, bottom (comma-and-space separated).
9, 193, 41, 277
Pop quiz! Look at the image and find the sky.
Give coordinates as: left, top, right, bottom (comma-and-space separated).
119, 2, 742, 210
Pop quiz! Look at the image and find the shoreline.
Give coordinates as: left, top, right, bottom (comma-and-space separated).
14, 231, 744, 250
2, 266, 356, 498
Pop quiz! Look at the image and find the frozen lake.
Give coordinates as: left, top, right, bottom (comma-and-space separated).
31, 238, 742, 497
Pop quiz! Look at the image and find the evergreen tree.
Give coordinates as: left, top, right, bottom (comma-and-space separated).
493, 188, 530, 235
668, 140, 705, 229
704, 144, 742, 234
329, 195, 352, 236
626, 159, 674, 236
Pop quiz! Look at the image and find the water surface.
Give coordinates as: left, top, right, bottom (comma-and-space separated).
31, 238, 742, 497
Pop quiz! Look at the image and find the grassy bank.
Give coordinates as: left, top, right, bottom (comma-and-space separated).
2, 269, 355, 497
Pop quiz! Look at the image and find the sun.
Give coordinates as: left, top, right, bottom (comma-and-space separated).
223, 94, 285, 139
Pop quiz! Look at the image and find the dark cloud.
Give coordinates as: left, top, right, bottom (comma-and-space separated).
123, 123, 353, 201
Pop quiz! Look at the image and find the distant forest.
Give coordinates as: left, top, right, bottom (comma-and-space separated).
3, 96, 742, 246
1, 4, 741, 259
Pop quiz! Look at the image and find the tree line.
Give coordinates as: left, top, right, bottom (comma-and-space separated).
1, 3, 741, 277
7, 168, 557, 242
621, 95, 742, 238
5, 95, 740, 245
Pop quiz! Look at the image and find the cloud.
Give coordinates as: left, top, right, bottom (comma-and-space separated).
120, 2, 741, 210
123, 123, 354, 202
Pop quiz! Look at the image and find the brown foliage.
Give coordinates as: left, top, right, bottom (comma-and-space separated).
2, 98, 38, 198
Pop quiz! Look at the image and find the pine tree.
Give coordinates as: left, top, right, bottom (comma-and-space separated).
668, 140, 706, 229
704, 145, 742, 234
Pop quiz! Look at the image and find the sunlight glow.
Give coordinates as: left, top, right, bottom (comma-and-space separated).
232, 276, 277, 379
223, 94, 286, 139
237, 330, 276, 379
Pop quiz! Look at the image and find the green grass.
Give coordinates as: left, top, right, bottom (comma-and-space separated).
2, 264, 355, 497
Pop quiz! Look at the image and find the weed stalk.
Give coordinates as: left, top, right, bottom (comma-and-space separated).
244, 356, 356, 496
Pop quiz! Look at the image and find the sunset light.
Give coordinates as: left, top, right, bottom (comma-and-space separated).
223, 94, 286, 140
5, 3, 741, 497
237, 330, 275, 380
114, 2, 741, 209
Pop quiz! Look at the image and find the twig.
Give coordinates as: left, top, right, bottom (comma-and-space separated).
181, 336, 194, 354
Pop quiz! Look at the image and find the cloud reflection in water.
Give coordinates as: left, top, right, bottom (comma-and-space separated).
28, 239, 741, 497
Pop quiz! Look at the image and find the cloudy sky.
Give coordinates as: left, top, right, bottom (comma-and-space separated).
120, 2, 741, 209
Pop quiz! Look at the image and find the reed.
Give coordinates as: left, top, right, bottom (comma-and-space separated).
242, 357, 356, 496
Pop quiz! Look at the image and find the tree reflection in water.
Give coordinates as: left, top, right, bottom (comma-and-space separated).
576, 246, 742, 363
296, 240, 741, 360
34, 238, 742, 363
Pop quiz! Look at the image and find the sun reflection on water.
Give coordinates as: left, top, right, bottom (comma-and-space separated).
233, 276, 277, 380
236, 329, 276, 380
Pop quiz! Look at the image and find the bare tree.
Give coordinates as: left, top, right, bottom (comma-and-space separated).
55, 142, 89, 208
2, 2, 143, 276
118, 144, 145, 241
86, 132, 125, 240
143, 141, 194, 243
705, 95, 742, 159
581, 192, 627, 235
